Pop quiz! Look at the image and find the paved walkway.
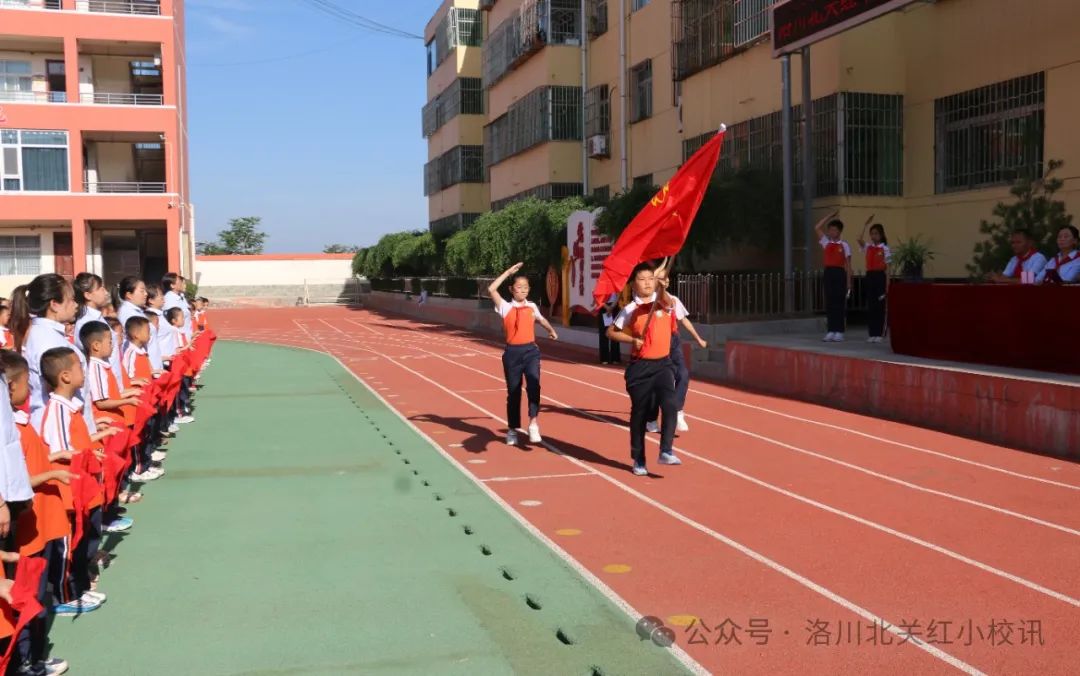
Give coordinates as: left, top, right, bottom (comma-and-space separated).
49, 341, 687, 675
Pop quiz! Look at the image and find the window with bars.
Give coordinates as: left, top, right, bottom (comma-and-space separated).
584, 85, 610, 140
423, 145, 486, 196
592, 185, 610, 203
588, 0, 608, 37
484, 86, 582, 167
671, 0, 737, 82
632, 0, 649, 11
0, 61, 32, 97
935, 72, 1044, 194
630, 60, 652, 123
491, 182, 583, 211
482, 0, 583, 88
633, 173, 655, 188
0, 235, 41, 276
680, 92, 903, 197
422, 77, 484, 138
427, 8, 483, 77
732, 0, 774, 47
1, 129, 70, 192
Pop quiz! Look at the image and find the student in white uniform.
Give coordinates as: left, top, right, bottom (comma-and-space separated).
0, 365, 33, 573
1036, 226, 1080, 284
644, 264, 707, 434
115, 277, 149, 357
143, 283, 167, 374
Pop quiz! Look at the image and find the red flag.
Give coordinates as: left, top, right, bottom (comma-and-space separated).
102, 429, 132, 505
592, 127, 726, 308
0, 557, 47, 674
69, 450, 102, 551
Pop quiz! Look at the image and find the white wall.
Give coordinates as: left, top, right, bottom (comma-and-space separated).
0, 228, 57, 297
194, 257, 354, 288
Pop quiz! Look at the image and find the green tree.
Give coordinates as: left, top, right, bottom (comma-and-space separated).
196, 216, 268, 255
444, 227, 481, 276
391, 232, 438, 276
351, 248, 368, 276
967, 159, 1074, 278
324, 243, 361, 254
362, 231, 419, 277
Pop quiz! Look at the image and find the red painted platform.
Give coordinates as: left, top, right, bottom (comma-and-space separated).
725, 336, 1080, 460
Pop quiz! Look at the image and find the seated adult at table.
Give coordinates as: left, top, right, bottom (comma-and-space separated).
986, 229, 1047, 283
1035, 225, 1080, 284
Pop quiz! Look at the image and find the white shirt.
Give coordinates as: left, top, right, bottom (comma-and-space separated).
1002, 251, 1047, 278
613, 293, 675, 331
74, 306, 104, 351
87, 357, 115, 403
34, 393, 83, 454
157, 321, 180, 361
495, 299, 540, 320
163, 291, 193, 339
123, 344, 149, 380
145, 308, 165, 370
117, 301, 146, 331
0, 384, 32, 503
22, 317, 96, 430
1036, 250, 1080, 283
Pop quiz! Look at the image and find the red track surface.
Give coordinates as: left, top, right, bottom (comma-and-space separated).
217, 307, 1080, 676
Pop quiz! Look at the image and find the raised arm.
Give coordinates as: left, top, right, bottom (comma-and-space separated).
814, 210, 839, 239
857, 215, 874, 248
487, 262, 523, 309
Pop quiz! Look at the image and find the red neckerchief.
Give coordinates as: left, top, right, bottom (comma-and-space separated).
1055, 250, 1078, 268
1012, 248, 1037, 278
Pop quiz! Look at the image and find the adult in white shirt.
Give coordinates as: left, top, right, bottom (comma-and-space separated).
8, 274, 99, 431
1036, 226, 1080, 284
116, 277, 149, 358
162, 272, 193, 341
987, 230, 1048, 284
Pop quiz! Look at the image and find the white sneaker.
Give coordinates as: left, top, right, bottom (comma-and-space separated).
646, 421, 660, 433
676, 411, 689, 432
506, 430, 518, 446
167, 423, 180, 434
177, 415, 195, 424
823, 332, 835, 342
45, 656, 69, 675
528, 423, 542, 444
151, 450, 167, 462
82, 590, 106, 604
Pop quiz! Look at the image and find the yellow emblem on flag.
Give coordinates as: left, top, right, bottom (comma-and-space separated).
650, 183, 670, 208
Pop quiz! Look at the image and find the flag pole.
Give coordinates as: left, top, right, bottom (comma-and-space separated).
781, 55, 794, 314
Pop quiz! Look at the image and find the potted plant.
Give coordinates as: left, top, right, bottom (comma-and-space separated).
891, 234, 936, 281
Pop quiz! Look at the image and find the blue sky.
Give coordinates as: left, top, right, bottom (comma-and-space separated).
185, 0, 431, 253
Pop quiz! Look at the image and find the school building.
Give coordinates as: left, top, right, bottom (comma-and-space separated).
422, 0, 1080, 276
0, 0, 192, 296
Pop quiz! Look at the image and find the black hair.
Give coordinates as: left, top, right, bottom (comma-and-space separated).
41, 347, 78, 389
165, 307, 184, 324
869, 224, 888, 246
509, 273, 530, 286
10, 274, 72, 352
145, 282, 164, 302
1011, 228, 1033, 241
73, 272, 104, 321
161, 272, 180, 293
79, 322, 112, 355
0, 350, 28, 381
114, 276, 143, 308
630, 261, 656, 280
125, 315, 150, 338
105, 316, 121, 329
1061, 225, 1080, 242
827, 219, 845, 232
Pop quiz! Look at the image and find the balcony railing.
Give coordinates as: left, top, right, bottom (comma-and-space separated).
80, 92, 164, 106
85, 181, 166, 193
78, 0, 161, 15
0, 91, 66, 103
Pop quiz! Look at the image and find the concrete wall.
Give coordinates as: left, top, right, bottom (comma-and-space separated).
195, 254, 354, 287
725, 340, 1080, 459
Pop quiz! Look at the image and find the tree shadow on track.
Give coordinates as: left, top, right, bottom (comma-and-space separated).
539, 403, 629, 429
409, 413, 499, 454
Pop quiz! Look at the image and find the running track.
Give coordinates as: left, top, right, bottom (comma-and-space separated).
217, 306, 1080, 676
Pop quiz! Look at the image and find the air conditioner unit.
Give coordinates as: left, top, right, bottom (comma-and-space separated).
587, 134, 609, 159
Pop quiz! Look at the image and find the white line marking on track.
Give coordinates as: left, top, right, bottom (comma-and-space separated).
483, 472, 595, 482
282, 322, 714, 676
320, 321, 1080, 608
305, 323, 984, 676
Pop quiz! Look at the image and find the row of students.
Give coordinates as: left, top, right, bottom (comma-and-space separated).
0, 272, 214, 676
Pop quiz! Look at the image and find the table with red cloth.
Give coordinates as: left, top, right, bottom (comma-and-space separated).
888, 282, 1080, 375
